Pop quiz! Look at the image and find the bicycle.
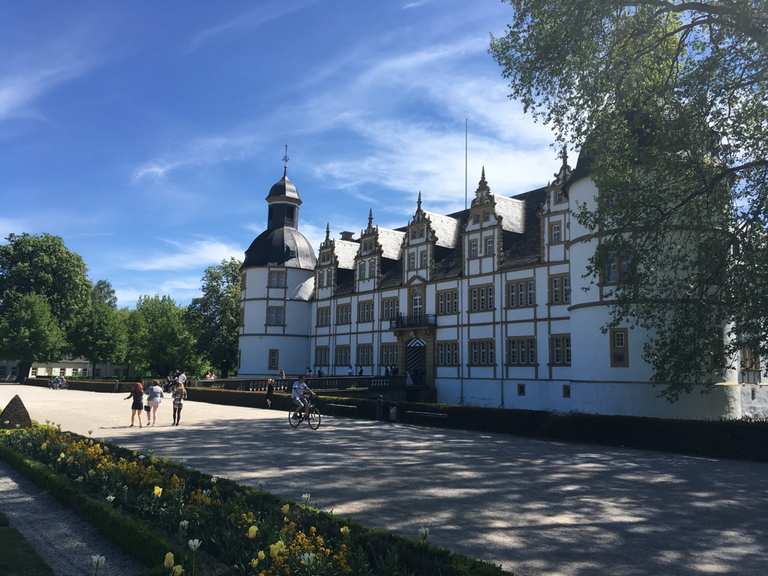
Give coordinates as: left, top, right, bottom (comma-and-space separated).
288, 397, 321, 430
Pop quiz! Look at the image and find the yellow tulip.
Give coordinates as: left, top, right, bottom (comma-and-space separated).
250, 558, 259, 568
340, 526, 350, 537
153, 486, 163, 498
280, 504, 289, 514
163, 552, 175, 569
172, 565, 184, 576
247, 525, 259, 539
257, 550, 265, 561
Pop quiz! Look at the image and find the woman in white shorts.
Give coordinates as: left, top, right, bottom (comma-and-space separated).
147, 380, 164, 426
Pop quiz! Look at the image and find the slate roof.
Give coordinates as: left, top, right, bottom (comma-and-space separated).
334, 239, 359, 270
242, 227, 316, 270
423, 211, 459, 248
377, 228, 405, 260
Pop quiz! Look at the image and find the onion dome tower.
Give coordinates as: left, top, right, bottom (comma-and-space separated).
238, 147, 316, 378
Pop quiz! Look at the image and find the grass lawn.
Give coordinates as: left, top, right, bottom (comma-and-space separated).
0, 513, 54, 576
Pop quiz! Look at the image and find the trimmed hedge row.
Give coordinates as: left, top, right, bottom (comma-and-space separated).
0, 427, 508, 576
187, 387, 768, 462
23, 378, 137, 393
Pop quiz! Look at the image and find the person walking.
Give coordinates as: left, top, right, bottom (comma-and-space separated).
147, 380, 164, 426
125, 382, 144, 427
265, 378, 274, 409
172, 382, 187, 426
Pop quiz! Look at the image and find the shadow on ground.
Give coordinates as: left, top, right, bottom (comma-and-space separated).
105, 413, 768, 576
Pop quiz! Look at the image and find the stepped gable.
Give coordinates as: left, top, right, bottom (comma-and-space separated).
0, 394, 32, 428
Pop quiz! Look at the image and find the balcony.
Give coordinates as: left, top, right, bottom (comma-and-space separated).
390, 314, 437, 329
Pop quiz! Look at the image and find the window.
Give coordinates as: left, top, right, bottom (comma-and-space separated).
410, 290, 424, 318
268, 270, 287, 288
266, 306, 285, 326
381, 297, 399, 320
419, 250, 428, 269
555, 187, 566, 204
603, 252, 633, 285
380, 343, 399, 367
320, 252, 332, 265
363, 239, 375, 253
358, 261, 366, 281
317, 270, 325, 288
549, 274, 570, 305
31, 367, 37, 377
550, 334, 571, 366
240, 271, 247, 293
317, 306, 331, 327
562, 384, 571, 398
60, 367, 66, 376
483, 210, 491, 221
437, 289, 458, 315
436, 341, 459, 366
469, 239, 479, 258
315, 346, 329, 366
469, 285, 494, 312
549, 221, 562, 245
472, 213, 480, 224
336, 303, 351, 325
610, 328, 629, 367
325, 269, 332, 288
410, 225, 424, 239
368, 259, 376, 279
335, 345, 350, 366
358, 300, 374, 323
268, 349, 280, 370
239, 305, 245, 327
506, 279, 535, 308
517, 383, 526, 396
469, 340, 495, 366
484, 236, 495, 256
357, 344, 373, 366
506, 337, 537, 365
407, 252, 416, 271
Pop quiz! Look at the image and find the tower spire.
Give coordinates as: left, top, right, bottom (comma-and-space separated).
417, 191, 422, 211
282, 144, 290, 177
325, 222, 330, 241
367, 208, 374, 228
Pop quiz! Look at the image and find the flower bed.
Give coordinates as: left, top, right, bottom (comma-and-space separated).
0, 425, 507, 576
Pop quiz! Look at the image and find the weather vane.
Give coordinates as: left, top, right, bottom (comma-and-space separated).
282, 144, 290, 171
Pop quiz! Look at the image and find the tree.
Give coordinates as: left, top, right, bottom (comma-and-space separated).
134, 295, 200, 378
0, 234, 91, 329
119, 308, 149, 378
0, 293, 67, 381
491, 1, 768, 398
186, 258, 242, 378
92, 280, 117, 308
69, 301, 127, 378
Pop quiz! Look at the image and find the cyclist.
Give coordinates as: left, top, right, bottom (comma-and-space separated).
291, 375, 315, 421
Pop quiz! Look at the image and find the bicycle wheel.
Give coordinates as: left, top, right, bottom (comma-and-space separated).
288, 409, 302, 428
308, 406, 321, 430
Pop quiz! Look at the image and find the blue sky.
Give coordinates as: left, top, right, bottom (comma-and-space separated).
1, 0, 558, 307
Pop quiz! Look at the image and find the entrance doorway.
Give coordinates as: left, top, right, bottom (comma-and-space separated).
406, 338, 426, 386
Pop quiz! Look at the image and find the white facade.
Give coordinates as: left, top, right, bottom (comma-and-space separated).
240, 159, 767, 420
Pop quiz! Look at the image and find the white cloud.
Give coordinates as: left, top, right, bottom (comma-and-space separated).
0, 217, 30, 238
114, 276, 203, 307
186, 1, 314, 53
402, 0, 433, 8
124, 239, 244, 271
133, 133, 263, 181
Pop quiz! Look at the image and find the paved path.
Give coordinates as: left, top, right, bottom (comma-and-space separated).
1, 385, 767, 576
0, 459, 143, 576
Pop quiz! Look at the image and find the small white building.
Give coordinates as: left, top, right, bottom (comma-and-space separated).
239, 154, 767, 419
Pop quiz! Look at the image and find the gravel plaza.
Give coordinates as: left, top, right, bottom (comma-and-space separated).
1, 385, 767, 576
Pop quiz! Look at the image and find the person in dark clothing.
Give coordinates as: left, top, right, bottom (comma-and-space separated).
124, 382, 144, 427
172, 382, 187, 425
265, 379, 275, 409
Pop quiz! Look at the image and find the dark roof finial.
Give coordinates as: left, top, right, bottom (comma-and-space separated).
282, 144, 290, 177
368, 208, 374, 228
325, 222, 330, 241
417, 191, 422, 211
560, 144, 568, 167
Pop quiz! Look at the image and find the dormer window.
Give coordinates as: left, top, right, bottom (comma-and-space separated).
407, 252, 416, 271
554, 187, 566, 204
419, 250, 427, 269
483, 210, 491, 222
410, 225, 425, 240
367, 259, 376, 278
358, 261, 366, 280
472, 213, 480, 225
320, 252, 331, 265
363, 239, 375, 253
469, 239, 479, 259
484, 236, 495, 256
549, 221, 563, 244
268, 270, 287, 288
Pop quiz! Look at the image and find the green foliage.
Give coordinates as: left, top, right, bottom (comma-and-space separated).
186, 258, 242, 378
0, 293, 67, 364
92, 280, 118, 308
491, 1, 768, 396
0, 526, 54, 575
70, 301, 127, 371
135, 295, 202, 378
0, 233, 91, 329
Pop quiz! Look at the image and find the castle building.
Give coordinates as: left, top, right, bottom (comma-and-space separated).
240, 153, 767, 420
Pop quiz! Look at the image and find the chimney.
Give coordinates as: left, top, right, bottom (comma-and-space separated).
340, 231, 354, 241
